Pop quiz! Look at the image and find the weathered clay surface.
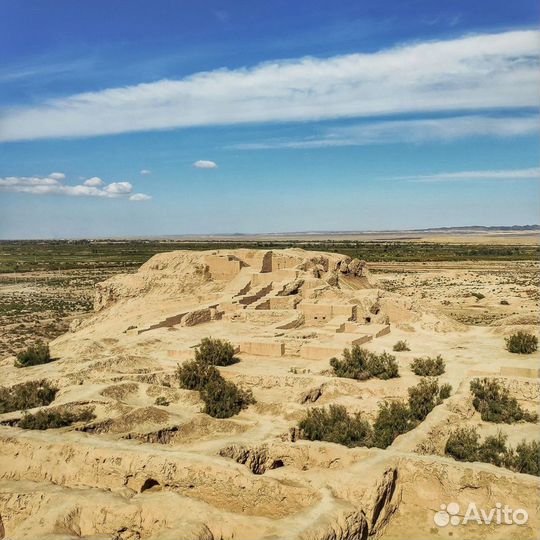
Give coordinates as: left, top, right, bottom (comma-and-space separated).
1, 249, 538, 539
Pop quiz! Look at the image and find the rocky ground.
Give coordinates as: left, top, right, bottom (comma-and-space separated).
0, 249, 538, 540
372, 261, 539, 326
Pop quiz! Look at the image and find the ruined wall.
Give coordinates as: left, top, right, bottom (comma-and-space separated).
204, 255, 243, 280
299, 302, 356, 323
239, 340, 285, 357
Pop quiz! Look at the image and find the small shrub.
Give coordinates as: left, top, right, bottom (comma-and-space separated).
511, 440, 540, 476
445, 427, 480, 462
200, 378, 254, 419
407, 378, 451, 421
393, 340, 410, 352
18, 408, 95, 430
298, 404, 373, 448
446, 428, 539, 476
154, 396, 170, 406
176, 360, 221, 391
439, 383, 452, 400
500, 300, 509, 305
505, 332, 538, 354
470, 378, 537, 423
408, 378, 440, 421
478, 432, 510, 468
330, 347, 369, 380
15, 342, 53, 368
330, 346, 399, 381
175, 355, 254, 418
410, 355, 445, 376
195, 337, 238, 366
470, 292, 485, 301
0, 380, 57, 413
372, 400, 412, 449
366, 352, 399, 380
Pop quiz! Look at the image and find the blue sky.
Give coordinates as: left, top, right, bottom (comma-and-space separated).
1, 0, 539, 238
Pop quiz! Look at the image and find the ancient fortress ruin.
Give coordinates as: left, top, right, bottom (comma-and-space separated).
0, 249, 538, 539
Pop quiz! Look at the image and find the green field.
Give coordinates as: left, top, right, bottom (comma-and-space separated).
0, 239, 538, 273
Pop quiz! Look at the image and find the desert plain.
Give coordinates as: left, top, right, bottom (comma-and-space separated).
0, 234, 538, 540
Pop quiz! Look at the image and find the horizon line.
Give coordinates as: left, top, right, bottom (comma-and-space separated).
1, 224, 538, 242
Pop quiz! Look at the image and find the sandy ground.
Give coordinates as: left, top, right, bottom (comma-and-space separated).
0, 248, 538, 540
0, 269, 127, 358
161, 230, 540, 244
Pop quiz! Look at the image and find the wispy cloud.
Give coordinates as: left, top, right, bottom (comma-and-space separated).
140, 169, 152, 175
0, 173, 152, 200
0, 30, 537, 141
193, 160, 218, 169
0, 57, 95, 84
393, 167, 540, 183
230, 115, 538, 149
129, 193, 152, 201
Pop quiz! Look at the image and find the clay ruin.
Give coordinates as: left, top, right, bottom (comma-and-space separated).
0, 249, 538, 539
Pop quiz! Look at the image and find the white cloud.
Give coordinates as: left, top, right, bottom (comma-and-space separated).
104, 181, 133, 194
140, 169, 152, 175
393, 167, 540, 183
231, 115, 539, 149
0, 30, 537, 141
129, 193, 152, 201
193, 160, 217, 169
49, 172, 66, 180
0, 176, 59, 187
0, 174, 151, 201
83, 176, 104, 186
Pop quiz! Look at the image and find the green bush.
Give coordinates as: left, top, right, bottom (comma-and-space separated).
446, 428, 511, 468
511, 440, 540, 476
200, 378, 254, 419
408, 378, 451, 421
330, 347, 369, 380
298, 404, 373, 448
297, 379, 452, 450
154, 396, 170, 406
446, 427, 539, 476
18, 408, 95, 430
298, 399, 415, 450
470, 378, 537, 423
505, 332, 538, 354
176, 355, 254, 419
15, 342, 53, 368
176, 359, 221, 391
195, 337, 238, 366
367, 352, 399, 380
372, 400, 413, 449
393, 340, 410, 352
410, 355, 445, 376
330, 346, 399, 381
439, 383, 452, 400
0, 380, 57, 413
478, 432, 510, 468
445, 427, 480, 462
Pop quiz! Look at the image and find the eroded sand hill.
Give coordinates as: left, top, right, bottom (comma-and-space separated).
1, 249, 538, 539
